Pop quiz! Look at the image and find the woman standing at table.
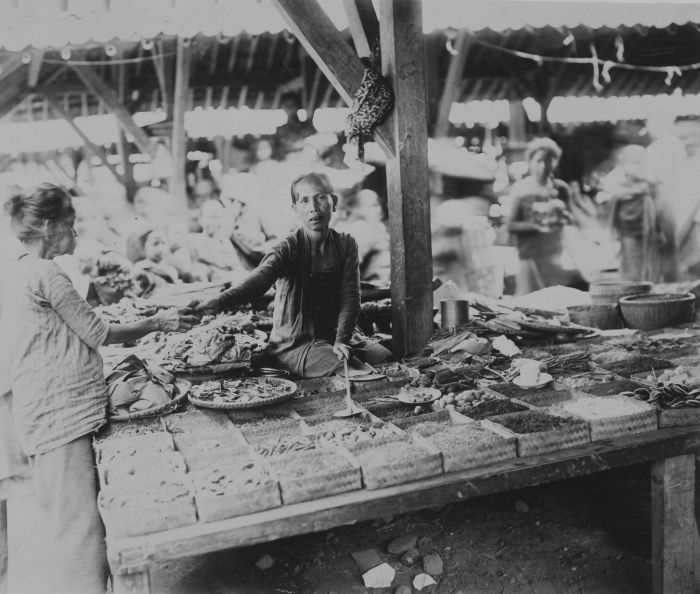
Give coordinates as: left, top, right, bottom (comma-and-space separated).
195, 172, 393, 377
507, 138, 574, 294
1, 183, 198, 594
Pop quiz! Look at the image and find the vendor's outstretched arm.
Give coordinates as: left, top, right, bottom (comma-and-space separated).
105, 308, 199, 344
198, 243, 286, 313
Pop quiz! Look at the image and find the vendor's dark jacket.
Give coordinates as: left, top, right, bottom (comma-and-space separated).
218, 228, 360, 371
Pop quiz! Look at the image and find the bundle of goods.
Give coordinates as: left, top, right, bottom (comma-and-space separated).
624, 385, 700, 409
540, 351, 591, 375
144, 313, 268, 372
452, 394, 530, 420
105, 355, 187, 418
96, 297, 163, 324
189, 377, 297, 409
595, 356, 672, 378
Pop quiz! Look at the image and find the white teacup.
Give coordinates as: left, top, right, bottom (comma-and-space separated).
518, 360, 541, 385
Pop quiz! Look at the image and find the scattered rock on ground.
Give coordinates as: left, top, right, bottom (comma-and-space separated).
515, 499, 530, 513
351, 548, 384, 573
401, 548, 422, 567
388, 534, 418, 555
255, 554, 275, 570
362, 562, 396, 588
413, 573, 437, 590
423, 552, 444, 576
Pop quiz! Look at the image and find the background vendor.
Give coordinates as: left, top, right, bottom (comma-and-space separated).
196, 172, 393, 377
2, 183, 198, 594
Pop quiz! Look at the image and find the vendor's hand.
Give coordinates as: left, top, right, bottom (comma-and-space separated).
154, 307, 200, 333
535, 224, 552, 233
191, 296, 223, 315
333, 342, 351, 361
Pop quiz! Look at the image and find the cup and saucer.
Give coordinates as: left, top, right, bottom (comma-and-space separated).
513, 359, 553, 389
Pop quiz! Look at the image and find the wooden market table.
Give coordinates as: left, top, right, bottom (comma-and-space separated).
98, 426, 700, 594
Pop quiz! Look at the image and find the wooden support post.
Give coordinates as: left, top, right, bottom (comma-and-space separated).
434, 30, 470, 138
380, 0, 432, 357
70, 64, 156, 159
651, 454, 695, 594
44, 94, 124, 185
270, 0, 395, 157
117, 57, 137, 203
112, 570, 151, 594
0, 499, 7, 594
170, 36, 191, 210
508, 100, 528, 147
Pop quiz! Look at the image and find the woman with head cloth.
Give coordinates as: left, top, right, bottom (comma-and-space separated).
507, 138, 574, 294
1, 184, 198, 594
195, 172, 393, 377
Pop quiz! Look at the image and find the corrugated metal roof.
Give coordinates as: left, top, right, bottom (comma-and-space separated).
0, 0, 699, 51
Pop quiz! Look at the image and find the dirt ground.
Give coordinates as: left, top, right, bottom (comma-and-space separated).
9, 462, 699, 594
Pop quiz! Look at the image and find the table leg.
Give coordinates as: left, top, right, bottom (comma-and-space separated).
112, 570, 151, 594
0, 499, 7, 594
651, 453, 695, 594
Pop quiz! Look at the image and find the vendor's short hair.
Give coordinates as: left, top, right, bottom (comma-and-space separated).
5, 183, 74, 241
525, 137, 562, 163
290, 172, 334, 204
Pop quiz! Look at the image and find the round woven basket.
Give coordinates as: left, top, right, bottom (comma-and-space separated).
589, 280, 653, 305
619, 293, 695, 330
567, 304, 621, 330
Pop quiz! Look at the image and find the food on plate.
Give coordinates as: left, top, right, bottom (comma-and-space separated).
189, 377, 296, 405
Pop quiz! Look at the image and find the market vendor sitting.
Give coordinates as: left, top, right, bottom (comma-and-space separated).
195, 172, 393, 377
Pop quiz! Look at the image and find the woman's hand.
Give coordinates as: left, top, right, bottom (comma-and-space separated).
154, 307, 200, 333
191, 296, 223, 315
333, 342, 351, 361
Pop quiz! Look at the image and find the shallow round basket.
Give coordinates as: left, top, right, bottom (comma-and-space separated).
567, 304, 621, 330
619, 293, 696, 331
108, 380, 191, 422
589, 280, 653, 305
188, 377, 297, 410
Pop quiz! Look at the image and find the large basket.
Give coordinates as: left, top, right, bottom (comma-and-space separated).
619, 293, 696, 331
567, 304, 621, 330
108, 380, 191, 422
589, 280, 652, 305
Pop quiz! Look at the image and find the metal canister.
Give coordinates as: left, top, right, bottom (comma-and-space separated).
440, 299, 470, 330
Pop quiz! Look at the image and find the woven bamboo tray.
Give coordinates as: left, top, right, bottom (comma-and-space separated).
576, 379, 648, 397
189, 459, 282, 522
94, 427, 174, 464
552, 396, 657, 441
302, 411, 406, 450
266, 448, 362, 504
482, 412, 590, 457
188, 377, 297, 411
657, 408, 700, 428
173, 430, 250, 471
239, 416, 306, 445
594, 356, 673, 378
395, 411, 517, 473
512, 389, 575, 408
164, 410, 236, 435
99, 451, 188, 488
98, 483, 198, 539
352, 439, 443, 490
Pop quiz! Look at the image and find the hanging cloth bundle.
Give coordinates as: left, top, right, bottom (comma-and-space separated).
345, 57, 394, 161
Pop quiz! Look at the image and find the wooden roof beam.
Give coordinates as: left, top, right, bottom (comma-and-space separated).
342, 0, 380, 59
170, 36, 191, 209
270, 0, 395, 157
0, 54, 25, 84
44, 93, 124, 185
434, 30, 471, 138
70, 63, 156, 159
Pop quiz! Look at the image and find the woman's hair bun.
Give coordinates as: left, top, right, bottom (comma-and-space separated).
5, 194, 24, 218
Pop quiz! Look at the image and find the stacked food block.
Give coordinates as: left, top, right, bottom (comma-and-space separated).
95, 421, 197, 538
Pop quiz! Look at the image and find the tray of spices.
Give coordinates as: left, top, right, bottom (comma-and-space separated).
164, 410, 237, 435
552, 372, 619, 391
362, 399, 435, 422
188, 377, 297, 410
394, 410, 516, 472
172, 429, 250, 470
99, 450, 188, 489
455, 394, 530, 421
266, 448, 362, 504
237, 414, 306, 445
303, 412, 406, 450
552, 395, 656, 441
576, 379, 648, 397
189, 457, 281, 522
98, 479, 197, 539
483, 410, 589, 457
352, 439, 443, 489
291, 392, 347, 417
512, 389, 575, 408
595, 356, 672, 378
